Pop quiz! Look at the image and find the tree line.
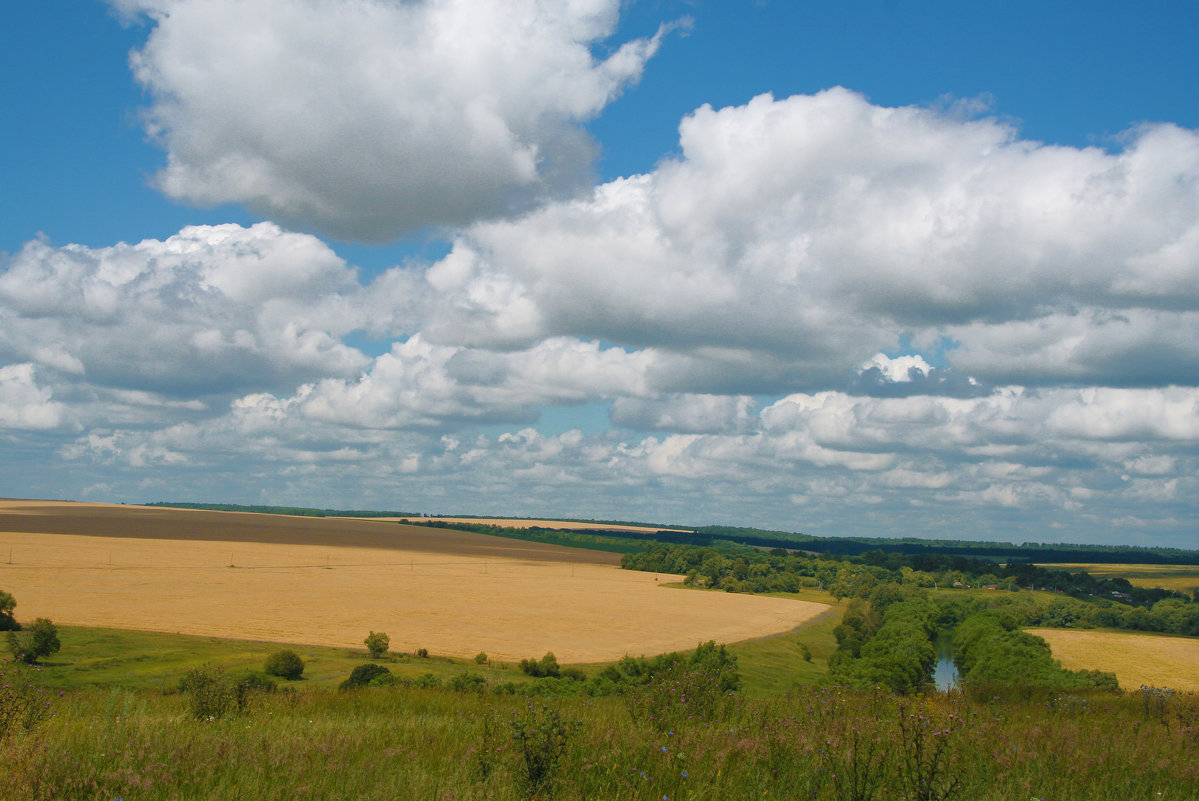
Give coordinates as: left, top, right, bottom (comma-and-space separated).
623, 542, 1199, 638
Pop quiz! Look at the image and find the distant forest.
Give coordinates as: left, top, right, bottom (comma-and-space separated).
144, 502, 420, 518
146, 502, 1199, 565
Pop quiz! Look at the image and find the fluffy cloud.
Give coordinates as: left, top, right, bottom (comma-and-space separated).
7, 60, 1199, 544
52, 381, 1197, 545
116, 0, 666, 240
298, 335, 654, 428
0, 223, 371, 397
0, 364, 67, 430
418, 89, 1199, 391
610, 393, 758, 434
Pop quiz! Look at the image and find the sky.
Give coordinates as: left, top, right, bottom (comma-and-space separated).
2, 0, 1198, 548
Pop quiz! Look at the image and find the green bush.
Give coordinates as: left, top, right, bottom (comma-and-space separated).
413, 672, 441, 689
6, 618, 60, 665
364, 631, 390, 659
519, 652, 561, 678
0, 590, 18, 632
264, 648, 305, 680
179, 664, 249, 720
369, 672, 400, 688
240, 672, 278, 693
559, 666, 587, 682
448, 671, 487, 693
474, 651, 488, 665
340, 663, 391, 690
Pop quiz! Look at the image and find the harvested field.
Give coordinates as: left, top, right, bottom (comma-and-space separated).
1027, 628, 1199, 692
0, 500, 826, 663
377, 516, 687, 534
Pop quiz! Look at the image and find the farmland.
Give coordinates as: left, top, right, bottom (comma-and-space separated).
1054, 562, 1199, 595
388, 515, 685, 533
0, 500, 826, 663
4, 499, 1199, 799
1026, 628, 1199, 692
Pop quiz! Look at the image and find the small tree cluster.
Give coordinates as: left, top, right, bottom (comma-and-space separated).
263, 649, 304, 680
448, 671, 487, 693
7, 618, 60, 665
364, 631, 389, 659
519, 652, 560, 678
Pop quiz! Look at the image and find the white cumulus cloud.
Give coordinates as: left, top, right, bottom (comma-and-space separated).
0, 224, 371, 397
0, 364, 68, 430
417, 88, 1199, 391
116, 0, 668, 240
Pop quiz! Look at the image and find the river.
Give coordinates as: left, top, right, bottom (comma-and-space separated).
933, 631, 960, 691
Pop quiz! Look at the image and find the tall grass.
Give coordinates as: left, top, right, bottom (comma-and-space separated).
5, 680, 1198, 800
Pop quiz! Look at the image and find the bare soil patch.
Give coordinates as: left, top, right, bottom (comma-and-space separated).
0, 500, 826, 663
1027, 628, 1199, 692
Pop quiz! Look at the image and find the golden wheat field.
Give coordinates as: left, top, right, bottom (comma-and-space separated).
0, 500, 826, 663
1052, 563, 1199, 595
1026, 628, 1199, 692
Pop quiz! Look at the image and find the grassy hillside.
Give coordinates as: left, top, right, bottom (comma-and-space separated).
6, 660, 1197, 800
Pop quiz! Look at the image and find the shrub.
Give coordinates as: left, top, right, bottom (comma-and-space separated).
240, 672, 278, 693
0, 659, 54, 739
624, 641, 740, 731
510, 703, 580, 799
415, 647, 429, 658
449, 671, 487, 693
179, 664, 248, 720
413, 672, 441, 689
519, 652, 561, 678
264, 648, 305, 680
369, 672, 400, 688
559, 666, 587, 682
6, 618, 60, 665
474, 651, 489, 665
340, 663, 391, 690
364, 631, 390, 659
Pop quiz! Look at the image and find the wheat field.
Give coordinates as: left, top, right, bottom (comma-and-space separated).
1027, 627, 1199, 692
1051, 563, 1199, 595
0, 499, 826, 663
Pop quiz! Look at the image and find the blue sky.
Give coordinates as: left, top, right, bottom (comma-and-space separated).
2, 0, 1197, 547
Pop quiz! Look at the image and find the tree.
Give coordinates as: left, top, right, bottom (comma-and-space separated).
0, 590, 17, 631
519, 652, 561, 678
264, 649, 305, 680
340, 663, 392, 690
364, 631, 390, 659
7, 618, 60, 664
